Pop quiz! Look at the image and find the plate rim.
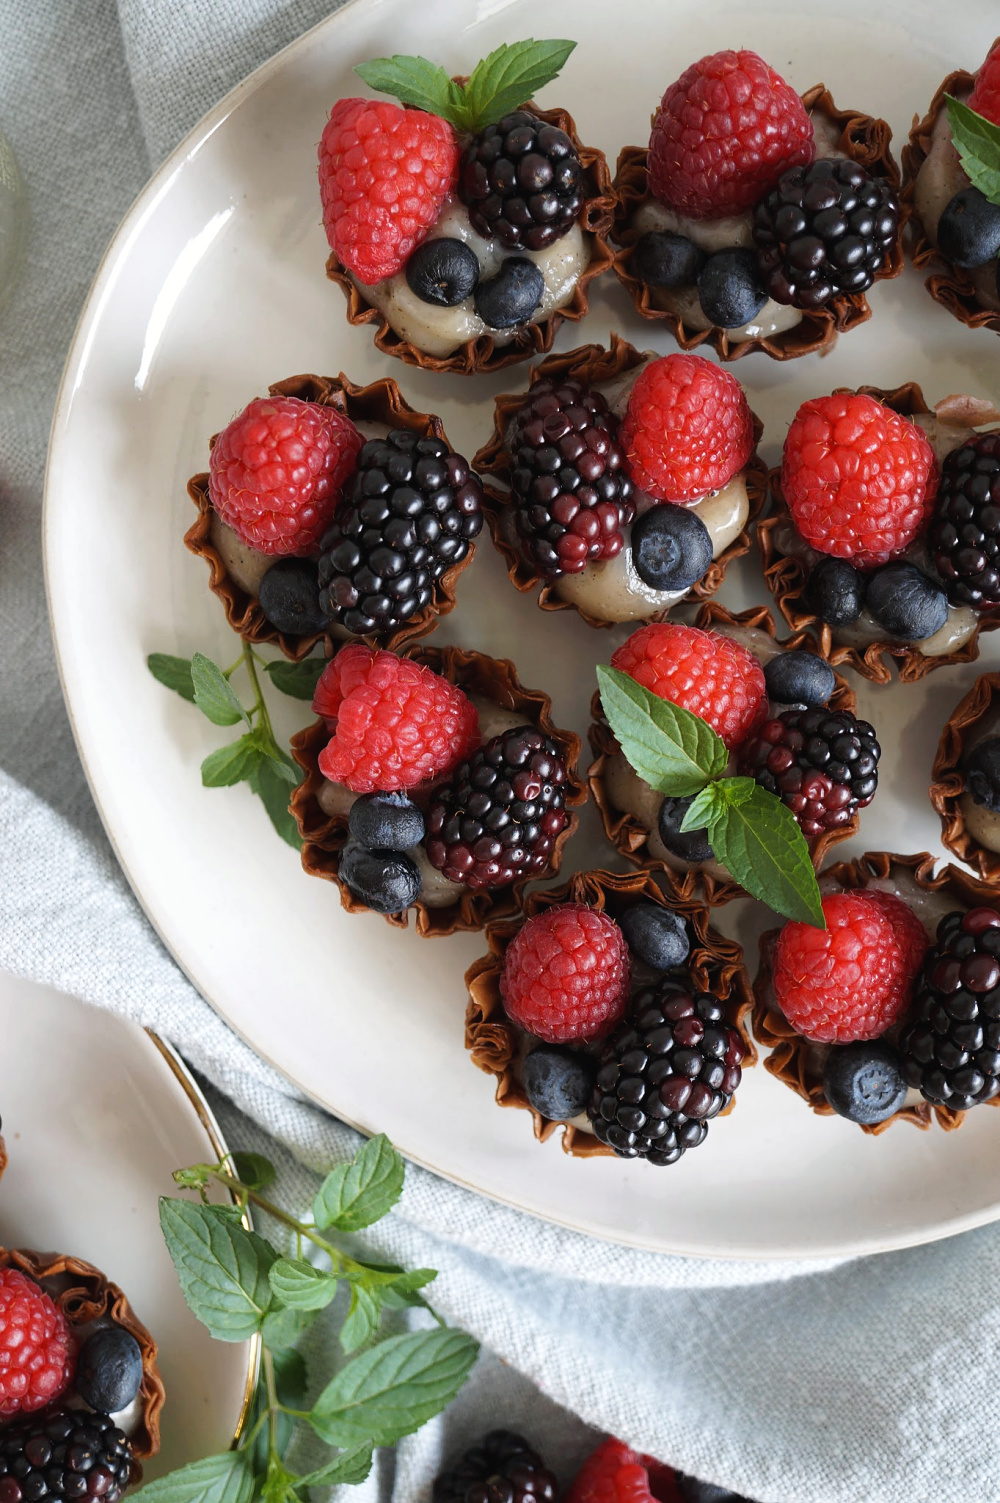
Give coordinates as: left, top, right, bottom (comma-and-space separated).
40, 0, 1000, 1263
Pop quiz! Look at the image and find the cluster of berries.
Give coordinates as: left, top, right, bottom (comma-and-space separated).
631, 49, 899, 328
771, 892, 1000, 1125
779, 392, 1000, 640
434, 1427, 753, 1503
501, 897, 744, 1167
0, 1268, 141, 1503
311, 645, 572, 914
207, 396, 484, 641
507, 352, 754, 585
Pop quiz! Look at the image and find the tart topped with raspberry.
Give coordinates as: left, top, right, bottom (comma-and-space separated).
318, 40, 614, 373
185, 373, 483, 660
474, 339, 767, 626
612, 48, 902, 359
760, 384, 1000, 682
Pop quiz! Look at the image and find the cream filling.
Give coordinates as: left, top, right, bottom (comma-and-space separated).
210, 514, 273, 596
914, 93, 1000, 313
353, 197, 588, 357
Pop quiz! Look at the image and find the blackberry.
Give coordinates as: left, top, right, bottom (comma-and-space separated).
508, 378, 634, 577
738, 708, 880, 839
459, 111, 584, 252
317, 431, 483, 635
928, 432, 1000, 610
0, 1409, 133, 1503
433, 1430, 557, 1503
588, 983, 745, 1164
899, 905, 1000, 1111
752, 157, 899, 309
424, 726, 570, 889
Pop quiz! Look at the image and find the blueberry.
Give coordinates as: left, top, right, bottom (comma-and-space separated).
822, 1040, 908, 1125
474, 257, 545, 328
76, 1328, 144, 1414
807, 556, 864, 627
763, 650, 836, 708
406, 237, 480, 306
618, 902, 690, 971
632, 230, 705, 287
339, 840, 421, 913
522, 1047, 595, 1120
349, 791, 424, 850
697, 248, 768, 329
631, 504, 713, 593
865, 562, 948, 640
966, 736, 1000, 812
677, 1477, 753, 1503
658, 795, 714, 863
937, 187, 1000, 269
258, 558, 328, 635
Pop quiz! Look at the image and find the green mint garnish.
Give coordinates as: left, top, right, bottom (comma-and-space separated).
945, 95, 1000, 207
146, 642, 324, 850
598, 663, 825, 928
355, 38, 576, 134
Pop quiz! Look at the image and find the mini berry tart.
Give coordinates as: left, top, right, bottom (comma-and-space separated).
902, 38, 1000, 335
185, 373, 483, 661
318, 41, 614, 374
0, 1245, 164, 1484
289, 643, 585, 937
759, 384, 1000, 683
465, 869, 754, 1162
589, 605, 874, 907
753, 851, 1000, 1133
472, 338, 768, 627
930, 673, 1000, 883
612, 49, 902, 360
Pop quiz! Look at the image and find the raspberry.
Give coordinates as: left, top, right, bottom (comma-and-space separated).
209, 396, 362, 557
969, 44, 1000, 127
620, 355, 754, 504
0, 1269, 76, 1417
647, 50, 815, 220
611, 623, 766, 750
566, 1439, 683, 1503
781, 393, 938, 568
318, 98, 459, 285
738, 708, 880, 838
501, 904, 631, 1044
314, 645, 479, 794
772, 890, 928, 1044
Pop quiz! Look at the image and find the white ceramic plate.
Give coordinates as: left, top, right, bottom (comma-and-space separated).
43, 0, 1000, 1259
0, 973, 255, 1474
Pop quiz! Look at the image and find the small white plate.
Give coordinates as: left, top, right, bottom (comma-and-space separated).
0, 973, 255, 1475
43, 0, 1000, 1258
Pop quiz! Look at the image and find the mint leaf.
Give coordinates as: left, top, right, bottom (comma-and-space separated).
191, 653, 249, 728
380, 1268, 437, 1312
707, 781, 825, 927
596, 665, 726, 797
129, 1452, 254, 1503
310, 1328, 478, 1447
946, 95, 1000, 205
257, 739, 299, 784
159, 1198, 275, 1340
298, 1444, 375, 1488
355, 55, 469, 128
340, 1284, 381, 1353
463, 40, 576, 131
678, 780, 726, 835
230, 1151, 276, 1191
268, 1258, 340, 1312
148, 653, 196, 703
262, 1303, 315, 1352
264, 657, 326, 701
313, 1134, 405, 1233
201, 735, 262, 788
252, 758, 302, 849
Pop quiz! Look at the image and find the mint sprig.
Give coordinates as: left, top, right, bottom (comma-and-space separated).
135, 1136, 478, 1503
946, 95, 1000, 206
355, 39, 576, 134
598, 665, 825, 928
148, 643, 321, 849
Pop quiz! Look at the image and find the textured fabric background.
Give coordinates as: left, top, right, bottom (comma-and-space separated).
1, 4, 999, 1500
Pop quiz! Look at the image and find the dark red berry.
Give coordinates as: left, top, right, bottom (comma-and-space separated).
433, 1429, 557, 1503
928, 433, 1000, 610
900, 907, 1000, 1111
459, 111, 584, 252
0, 1411, 132, 1503
738, 707, 880, 837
